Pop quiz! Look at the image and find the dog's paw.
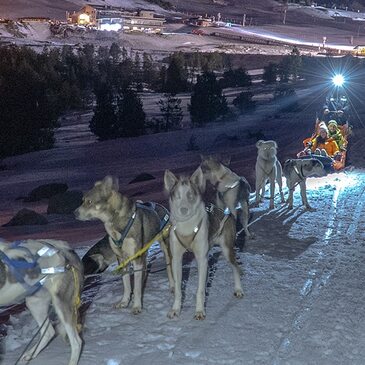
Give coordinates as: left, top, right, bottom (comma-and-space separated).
305, 205, 315, 211
21, 353, 33, 362
167, 308, 180, 319
234, 289, 244, 298
115, 300, 130, 309
131, 306, 142, 315
194, 311, 206, 320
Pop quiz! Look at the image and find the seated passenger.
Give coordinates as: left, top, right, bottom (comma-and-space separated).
307, 122, 340, 158
328, 120, 346, 150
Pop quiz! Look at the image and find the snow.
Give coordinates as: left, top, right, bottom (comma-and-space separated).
0, 110, 365, 364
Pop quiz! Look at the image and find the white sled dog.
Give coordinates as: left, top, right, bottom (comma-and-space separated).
255, 140, 285, 209
164, 167, 243, 320
200, 155, 253, 239
283, 158, 326, 209
0, 239, 83, 365
75, 176, 174, 314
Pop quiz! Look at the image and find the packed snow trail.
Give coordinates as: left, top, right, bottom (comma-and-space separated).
2, 170, 365, 365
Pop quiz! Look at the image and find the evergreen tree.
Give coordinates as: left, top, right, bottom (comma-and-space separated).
115, 88, 146, 137
233, 91, 256, 112
0, 56, 59, 157
142, 52, 156, 88
220, 67, 252, 88
164, 52, 188, 93
109, 42, 121, 63
90, 83, 117, 140
154, 94, 183, 132
262, 63, 278, 84
189, 72, 228, 126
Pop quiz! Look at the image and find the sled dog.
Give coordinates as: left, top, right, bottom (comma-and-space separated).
75, 176, 173, 314
82, 235, 116, 276
164, 167, 243, 320
283, 158, 326, 209
255, 140, 285, 209
200, 155, 252, 239
0, 239, 83, 365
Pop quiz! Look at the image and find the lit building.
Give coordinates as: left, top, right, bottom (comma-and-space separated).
67, 5, 165, 33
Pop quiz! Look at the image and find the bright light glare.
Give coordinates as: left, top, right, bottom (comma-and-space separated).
332, 74, 345, 87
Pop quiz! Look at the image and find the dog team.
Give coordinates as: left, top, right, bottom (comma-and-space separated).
0, 140, 326, 365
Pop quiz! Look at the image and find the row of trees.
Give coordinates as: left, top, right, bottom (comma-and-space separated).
2, 43, 363, 158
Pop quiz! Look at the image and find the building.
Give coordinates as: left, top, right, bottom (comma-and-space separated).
67, 5, 165, 33
353, 45, 365, 56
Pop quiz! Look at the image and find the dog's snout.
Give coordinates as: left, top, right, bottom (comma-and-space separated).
180, 207, 189, 216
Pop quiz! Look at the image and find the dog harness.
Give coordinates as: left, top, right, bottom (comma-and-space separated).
293, 164, 305, 180
172, 204, 230, 251
173, 218, 204, 252
216, 178, 244, 215
111, 202, 170, 248
0, 240, 67, 303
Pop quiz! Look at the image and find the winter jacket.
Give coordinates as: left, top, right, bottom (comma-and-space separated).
310, 136, 339, 157
328, 128, 345, 149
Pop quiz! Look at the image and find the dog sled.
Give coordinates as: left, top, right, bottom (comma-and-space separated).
297, 120, 350, 173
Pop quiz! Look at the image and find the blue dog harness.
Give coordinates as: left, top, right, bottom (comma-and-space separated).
0, 240, 66, 302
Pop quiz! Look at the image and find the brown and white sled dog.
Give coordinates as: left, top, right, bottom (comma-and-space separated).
0, 239, 83, 365
255, 140, 285, 209
164, 167, 243, 320
283, 158, 326, 209
75, 176, 173, 314
200, 155, 252, 239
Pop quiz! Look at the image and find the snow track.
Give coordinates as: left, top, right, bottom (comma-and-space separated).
2, 171, 365, 365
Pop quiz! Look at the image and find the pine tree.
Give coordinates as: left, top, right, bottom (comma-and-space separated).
262, 63, 278, 84
164, 52, 188, 93
90, 83, 117, 140
115, 88, 146, 137
154, 94, 183, 132
189, 72, 228, 126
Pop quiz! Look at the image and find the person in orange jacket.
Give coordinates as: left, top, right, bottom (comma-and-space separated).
308, 122, 340, 157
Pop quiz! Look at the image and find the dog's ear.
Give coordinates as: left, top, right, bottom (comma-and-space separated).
100, 176, 118, 195
164, 170, 178, 193
256, 140, 264, 148
190, 167, 206, 193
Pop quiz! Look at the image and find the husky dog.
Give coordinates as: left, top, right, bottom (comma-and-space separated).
75, 176, 173, 314
82, 235, 116, 276
200, 155, 252, 239
0, 239, 83, 365
283, 158, 326, 209
164, 167, 243, 320
255, 140, 285, 209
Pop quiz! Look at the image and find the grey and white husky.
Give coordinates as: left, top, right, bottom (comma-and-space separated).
164, 167, 243, 320
75, 176, 173, 314
0, 239, 83, 365
200, 155, 253, 239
